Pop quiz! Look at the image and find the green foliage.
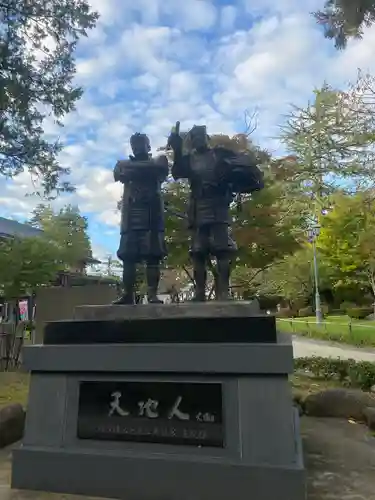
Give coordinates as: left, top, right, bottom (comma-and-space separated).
163, 181, 191, 275
0, 202, 93, 298
318, 190, 375, 296
280, 82, 375, 198
346, 307, 373, 319
29, 204, 92, 269
313, 0, 375, 49
295, 356, 375, 391
0, 0, 98, 196
278, 316, 375, 347
230, 156, 307, 293
340, 301, 358, 312
0, 236, 61, 297
259, 246, 332, 304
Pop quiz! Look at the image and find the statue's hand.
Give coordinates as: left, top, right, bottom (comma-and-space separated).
167, 132, 183, 152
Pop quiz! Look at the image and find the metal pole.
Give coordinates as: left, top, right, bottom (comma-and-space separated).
312, 236, 322, 324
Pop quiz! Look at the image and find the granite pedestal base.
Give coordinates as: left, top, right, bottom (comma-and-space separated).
12, 303, 306, 500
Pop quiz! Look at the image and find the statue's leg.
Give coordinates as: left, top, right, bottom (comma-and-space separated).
113, 258, 136, 305
146, 257, 163, 304
191, 254, 207, 301
211, 224, 237, 301
190, 226, 209, 302
216, 255, 232, 301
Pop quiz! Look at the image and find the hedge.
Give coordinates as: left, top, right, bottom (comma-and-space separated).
294, 356, 375, 391
346, 307, 373, 319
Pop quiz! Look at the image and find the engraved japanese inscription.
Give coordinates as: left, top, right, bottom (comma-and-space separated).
77, 381, 224, 447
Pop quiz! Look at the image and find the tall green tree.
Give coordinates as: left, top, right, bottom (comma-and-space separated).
230, 154, 307, 293
0, 236, 61, 298
313, 0, 375, 49
258, 246, 332, 306
280, 82, 375, 200
29, 204, 92, 269
0, 0, 98, 196
318, 190, 375, 303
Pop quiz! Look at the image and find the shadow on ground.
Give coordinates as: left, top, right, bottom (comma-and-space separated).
0, 417, 374, 499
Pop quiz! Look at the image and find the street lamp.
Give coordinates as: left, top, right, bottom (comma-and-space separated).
307, 224, 322, 324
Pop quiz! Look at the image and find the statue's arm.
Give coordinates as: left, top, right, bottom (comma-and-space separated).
171, 154, 190, 180
114, 160, 134, 182
154, 155, 169, 181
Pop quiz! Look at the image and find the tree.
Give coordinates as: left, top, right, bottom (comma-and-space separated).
313, 0, 375, 49
29, 203, 92, 269
0, 0, 98, 196
0, 236, 61, 298
280, 82, 375, 201
230, 154, 308, 294
318, 190, 375, 308
163, 181, 192, 278
103, 255, 122, 279
258, 246, 332, 307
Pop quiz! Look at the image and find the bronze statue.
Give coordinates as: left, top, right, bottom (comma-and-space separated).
168, 124, 264, 302
113, 133, 169, 305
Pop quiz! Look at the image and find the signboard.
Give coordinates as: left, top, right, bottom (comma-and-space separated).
77, 381, 224, 447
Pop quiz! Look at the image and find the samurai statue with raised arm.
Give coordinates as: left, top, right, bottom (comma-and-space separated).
113, 133, 169, 305
168, 124, 264, 302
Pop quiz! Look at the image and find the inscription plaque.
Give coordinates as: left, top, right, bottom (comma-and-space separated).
77, 381, 224, 447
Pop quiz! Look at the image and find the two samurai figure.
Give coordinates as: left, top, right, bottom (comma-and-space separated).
113, 124, 264, 305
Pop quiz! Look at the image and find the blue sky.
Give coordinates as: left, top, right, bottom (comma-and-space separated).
1, 0, 375, 266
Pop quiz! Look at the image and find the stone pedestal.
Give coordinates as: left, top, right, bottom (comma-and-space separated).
12, 303, 306, 500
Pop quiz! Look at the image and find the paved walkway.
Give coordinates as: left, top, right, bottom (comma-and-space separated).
292, 335, 375, 362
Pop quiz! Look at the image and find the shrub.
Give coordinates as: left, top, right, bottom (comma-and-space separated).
340, 301, 356, 312
294, 356, 375, 391
346, 307, 373, 320
298, 306, 313, 317
329, 308, 346, 316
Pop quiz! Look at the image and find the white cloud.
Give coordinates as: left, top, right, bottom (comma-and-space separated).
3, 0, 375, 257
168, 71, 200, 101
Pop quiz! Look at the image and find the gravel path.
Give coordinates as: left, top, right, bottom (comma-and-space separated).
293, 335, 375, 362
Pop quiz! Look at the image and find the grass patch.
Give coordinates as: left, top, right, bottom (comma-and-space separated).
0, 371, 29, 407
277, 315, 375, 347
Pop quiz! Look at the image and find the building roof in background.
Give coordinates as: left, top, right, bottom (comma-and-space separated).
0, 217, 43, 239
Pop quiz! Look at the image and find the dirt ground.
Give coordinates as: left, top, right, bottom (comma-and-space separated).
0, 417, 374, 500
303, 417, 375, 499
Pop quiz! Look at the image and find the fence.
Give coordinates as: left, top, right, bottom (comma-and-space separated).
277, 317, 375, 346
